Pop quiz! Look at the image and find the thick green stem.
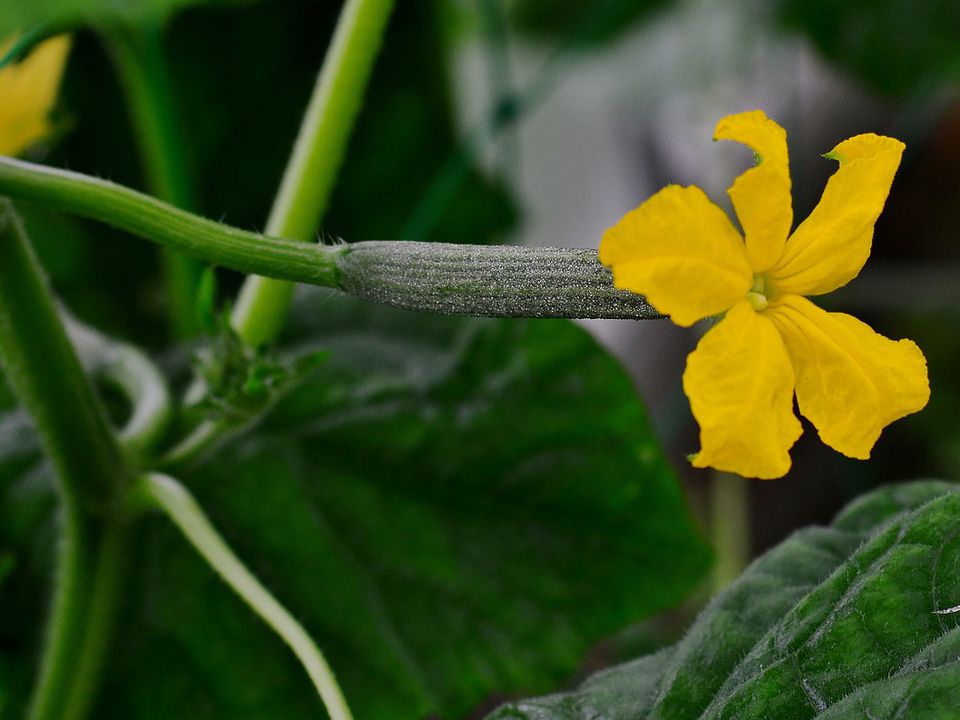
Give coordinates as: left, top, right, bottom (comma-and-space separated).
0, 157, 344, 285
106, 24, 202, 337
0, 158, 660, 320
0, 201, 127, 509
0, 201, 131, 720
28, 514, 127, 720
136, 473, 354, 720
231, 0, 396, 347
28, 510, 85, 720
36, 517, 128, 720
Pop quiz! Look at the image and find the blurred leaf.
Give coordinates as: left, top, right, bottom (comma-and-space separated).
0, 0, 245, 36
890, 312, 960, 480
488, 479, 960, 719
193, 266, 217, 334
0, 410, 54, 719
21, 26, 168, 345
773, 0, 960, 97
164, 0, 515, 244
24, 2, 514, 344
509, 0, 673, 48
80, 297, 707, 720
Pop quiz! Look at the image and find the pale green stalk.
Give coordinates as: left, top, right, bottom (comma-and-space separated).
709, 472, 751, 593
66, 316, 173, 456
136, 473, 354, 720
230, 0, 395, 347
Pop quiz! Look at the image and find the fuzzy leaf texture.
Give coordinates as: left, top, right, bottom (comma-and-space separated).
488, 479, 960, 720
0, 293, 709, 719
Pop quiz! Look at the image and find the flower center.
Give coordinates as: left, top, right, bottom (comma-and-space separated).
747, 274, 769, 311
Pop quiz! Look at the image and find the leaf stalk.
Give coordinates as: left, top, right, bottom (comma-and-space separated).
230, 0, 397, 346
136, 472, 355, 720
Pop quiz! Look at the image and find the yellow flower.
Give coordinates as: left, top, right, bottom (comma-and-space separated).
599, 110, 929, 479
0, 34, 71, 157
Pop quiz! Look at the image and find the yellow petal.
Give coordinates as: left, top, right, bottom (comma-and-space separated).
714, 110, 792, 273
599, 184, 752, 327
0, 34, 72, 157
767, 295, 928, 459
683, 300, 802, 479
771, 134, 904, 297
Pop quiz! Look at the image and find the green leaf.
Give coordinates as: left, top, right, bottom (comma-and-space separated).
87, 298, 707, 719
487, 479, 960, 720
188, 317, 323, 425
773, 0, 960, 97
508, 0, 674, 48
0, 0, 243, 35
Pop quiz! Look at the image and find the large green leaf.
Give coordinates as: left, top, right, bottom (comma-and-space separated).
773, 0, 960, 97
91, 299, 707, 719
0, 298, 708, 719
488, 479, 960, 719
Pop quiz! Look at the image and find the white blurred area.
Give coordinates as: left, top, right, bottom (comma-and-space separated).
448, 0, 887, 437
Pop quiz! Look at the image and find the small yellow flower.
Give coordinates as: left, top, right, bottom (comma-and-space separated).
0, 34, 71, 157
599, 110, 929, 479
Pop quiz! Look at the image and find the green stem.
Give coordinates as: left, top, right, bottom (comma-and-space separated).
0, 201, 131, 720
28, 510, 85, 720
66, 316, 173, 457
29, 514, 128, 720
709, 471, 751, 593
105, 23, 202, 338
0, 200, 127, 509
230, 0, 396, 347
0, 157, 344, 285
0, 158, 660, 320
135, 473, 354, 720
157, 419, 228, 470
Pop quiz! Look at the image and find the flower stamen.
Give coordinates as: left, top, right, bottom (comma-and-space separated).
747, 274, 768, 311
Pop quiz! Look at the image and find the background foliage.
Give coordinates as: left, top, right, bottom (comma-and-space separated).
1, 2, 709, 718
3, 0, 960, 717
